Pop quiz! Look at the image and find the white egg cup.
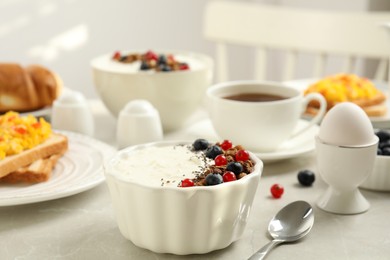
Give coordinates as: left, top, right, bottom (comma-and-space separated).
316, 136, 378, 214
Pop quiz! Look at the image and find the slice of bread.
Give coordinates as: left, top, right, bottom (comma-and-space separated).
0, 133, 68, 178
0, 153, 64, 183
306, 100, 387, 117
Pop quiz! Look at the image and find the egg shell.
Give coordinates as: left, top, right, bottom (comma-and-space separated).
318, 102, 377, 147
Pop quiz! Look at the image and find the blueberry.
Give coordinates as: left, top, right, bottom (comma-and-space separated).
379, 140, 390, 149
382, 147, 390, 156
297, 170, 315, 186
205, 145, 223, 159
205, 174, 223, 186
140, 61, 150, 70
158, 55, 167, 65
375, 130, 390, 143
193, 139, 209, 151
226, 162, 243, 175
159, 64, 171, 72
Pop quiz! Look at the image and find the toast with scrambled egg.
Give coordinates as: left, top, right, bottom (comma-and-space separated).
0, 111, 68, 182
0, 133, 68, 179
0, 152, 64, 183
304, 74, 387, 117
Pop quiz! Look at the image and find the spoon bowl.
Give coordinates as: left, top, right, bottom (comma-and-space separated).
248, 200, 314, 260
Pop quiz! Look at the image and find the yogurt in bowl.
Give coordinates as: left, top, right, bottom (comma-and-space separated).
104, 139, 263, 255
91, 50, 214, 132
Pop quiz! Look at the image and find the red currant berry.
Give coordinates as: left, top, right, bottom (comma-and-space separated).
270, 184, 284, 199
235, 149, 250, 161
223, 171, 237, 182
214, 154, 228, 166
179, 63, 189, 70
145, 50, 158, 61
220, 140, 233, 150
181, 178, 194, 187
167, 54, 175, 62
112, 51, 121, 60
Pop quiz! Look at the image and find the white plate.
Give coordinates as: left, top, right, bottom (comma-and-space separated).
0, 131, 116, 206
283, 78, 390, 129
179, 119, 319, 163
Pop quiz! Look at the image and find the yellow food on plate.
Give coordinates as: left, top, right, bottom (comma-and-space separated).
304, 74, 387, 117
0, 111, 51, 159
0, 111, 68, 183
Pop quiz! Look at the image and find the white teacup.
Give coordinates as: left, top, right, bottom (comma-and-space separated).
206, 80, 326, 152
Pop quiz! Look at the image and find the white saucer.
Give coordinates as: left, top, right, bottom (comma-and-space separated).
181, 119, 318, 163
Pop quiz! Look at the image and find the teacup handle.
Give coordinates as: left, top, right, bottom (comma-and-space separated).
290, 93, 327, 138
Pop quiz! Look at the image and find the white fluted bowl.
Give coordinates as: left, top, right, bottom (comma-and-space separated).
360, 155, 390, 191
104, 141, 263, 255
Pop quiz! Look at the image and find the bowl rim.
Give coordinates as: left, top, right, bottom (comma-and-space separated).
104, 140, 263, 191
91, 49, 214, 75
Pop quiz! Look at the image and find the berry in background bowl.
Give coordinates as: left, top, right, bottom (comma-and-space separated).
91, 50, 213, 132
360, 129, 390, 191
104, 139, 263, 255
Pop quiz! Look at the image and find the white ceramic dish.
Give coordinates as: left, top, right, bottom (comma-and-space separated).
283, 78, 390, 129
104, 140, 263, 255
0, 131, 116, 206
91, 50, 213, 132
181, 119, 318, 162
360, 155, 390, 191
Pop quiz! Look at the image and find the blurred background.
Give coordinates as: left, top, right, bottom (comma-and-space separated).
1, 0, 390, 98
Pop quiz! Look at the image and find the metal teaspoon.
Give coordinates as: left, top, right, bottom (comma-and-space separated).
248, 200, 314, 260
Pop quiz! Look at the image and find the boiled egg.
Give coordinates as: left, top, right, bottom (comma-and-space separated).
318, 102, 377, 147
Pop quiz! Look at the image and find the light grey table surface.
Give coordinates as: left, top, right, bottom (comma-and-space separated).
1, 100, 389, 260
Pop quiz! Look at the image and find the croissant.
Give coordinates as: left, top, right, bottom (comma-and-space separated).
0, 63, 62, 113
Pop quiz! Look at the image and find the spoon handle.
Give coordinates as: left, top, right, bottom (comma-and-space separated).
248, 239, 284, 260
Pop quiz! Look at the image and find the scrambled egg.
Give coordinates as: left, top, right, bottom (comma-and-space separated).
304, 74, 379, 103
0, 111, 52, 159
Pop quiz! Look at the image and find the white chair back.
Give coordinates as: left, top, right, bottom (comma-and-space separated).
204, 1, 390, 83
